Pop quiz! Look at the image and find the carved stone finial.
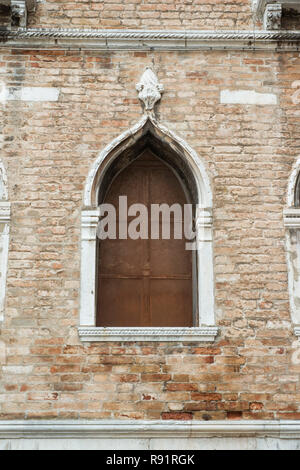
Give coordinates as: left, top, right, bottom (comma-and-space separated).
136, 67, 164, 113
264, 3, 282, 29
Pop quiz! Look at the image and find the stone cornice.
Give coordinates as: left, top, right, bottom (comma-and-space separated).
0, 419, 300, 439
0, 28, 300, 51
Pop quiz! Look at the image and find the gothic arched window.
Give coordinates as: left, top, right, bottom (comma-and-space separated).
79, 117, 217, 342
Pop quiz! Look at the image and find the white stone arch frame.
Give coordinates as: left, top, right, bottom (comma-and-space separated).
286, 156, 300, 208
283, 156, 300, 338
0, 159, 11, 323
78, 115, 218, 342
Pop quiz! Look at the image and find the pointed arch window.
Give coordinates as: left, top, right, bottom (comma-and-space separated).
78, 117, 217, 342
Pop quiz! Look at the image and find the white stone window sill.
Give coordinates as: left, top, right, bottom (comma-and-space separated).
78, 327, 219, 342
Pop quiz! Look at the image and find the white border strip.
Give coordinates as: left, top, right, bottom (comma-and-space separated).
0, 420, 300, 439
0, 28, 300, 51
78, 327, 219, 342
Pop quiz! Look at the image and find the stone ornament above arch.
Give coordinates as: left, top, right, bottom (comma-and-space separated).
79, 69, 217, 342
136, 67, 164, 112
283, 156, 300, 338
0, 160, 11, 323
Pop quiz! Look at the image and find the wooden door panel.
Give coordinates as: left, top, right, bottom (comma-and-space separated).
149, 168, 186, 205
106, 167, 147, 209
97, 150, 193, 328
150, 234, 191, 277
98, 278, 143, 327
99, 235, 144, 276
150, 279, 193, 327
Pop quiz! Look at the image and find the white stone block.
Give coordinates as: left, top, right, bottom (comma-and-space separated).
20, 87, 60, 102
0, 86, 60, 102
220, 89, 277, 105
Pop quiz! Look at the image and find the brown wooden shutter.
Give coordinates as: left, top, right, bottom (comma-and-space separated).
97, 150, 193, 327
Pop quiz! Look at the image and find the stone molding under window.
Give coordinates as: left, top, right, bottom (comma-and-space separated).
78, 327, 219, 342
284, 157, 300, 339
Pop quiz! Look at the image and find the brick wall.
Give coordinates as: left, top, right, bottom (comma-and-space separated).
0, 48, 299, 421
27, 0, 253, 30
